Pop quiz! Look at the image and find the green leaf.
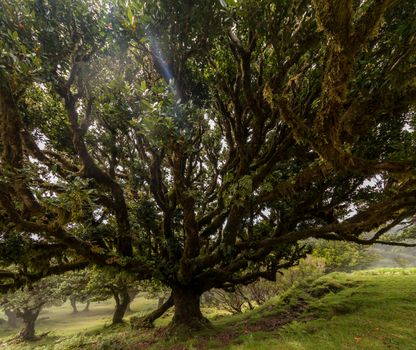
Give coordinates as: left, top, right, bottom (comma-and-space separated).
11, 31, 19, 41
127, 7, 133, 25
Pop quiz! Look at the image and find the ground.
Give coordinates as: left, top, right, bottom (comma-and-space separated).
1, 268, 416, 349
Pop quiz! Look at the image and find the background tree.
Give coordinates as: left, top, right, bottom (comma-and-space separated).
311, 240, 379, 272
0, 276, 64, 341
203, 255, 325, 314
57, 270, 92, 313
0, 0, 416, 332
86, 268, 139, 325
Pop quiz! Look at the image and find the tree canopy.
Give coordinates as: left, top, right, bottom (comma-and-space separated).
1, 275, 64, 340
1, 0, 415, 329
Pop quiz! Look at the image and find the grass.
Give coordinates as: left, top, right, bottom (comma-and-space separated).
222, 269, 416, 350
1, 268, 416, 349
0, 296, 158, 349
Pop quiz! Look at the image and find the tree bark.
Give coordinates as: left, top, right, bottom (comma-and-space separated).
132, 294, 173, 329
5, 309, 17, 328
69, 296, 78, 313
17, 307, 41, 341
170, 287, 210, 331
112, 287, 130, 325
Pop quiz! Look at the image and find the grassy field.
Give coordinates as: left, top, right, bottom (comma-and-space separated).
1, 268, 416, 349
0, 296, 159, 349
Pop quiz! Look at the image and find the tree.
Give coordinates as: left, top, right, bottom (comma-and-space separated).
0, 277, 64, 341
204, 287, 253, 314
86, 268, 139, 325
56, 270, 93, 313
312, 239, 378, 272
1, 0, 416, 332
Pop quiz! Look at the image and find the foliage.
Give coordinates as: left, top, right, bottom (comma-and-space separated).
0, 275, 65, 340
83, 267, 141, 324
1, 0, 416, 329
1, 276, 65, 315
203, 287, 251, 314
203, 255, 325, 314
56, 270, 92, 312
311, 240, 379, 272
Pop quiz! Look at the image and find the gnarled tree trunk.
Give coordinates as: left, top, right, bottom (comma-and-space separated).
5, 309, 17, 328
17, 307, 41, 341
69, 296, 78, 313
170, 287, 210, 331
112, 286, 130, 325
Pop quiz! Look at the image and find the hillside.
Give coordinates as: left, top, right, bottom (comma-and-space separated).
1, 268, 416, 350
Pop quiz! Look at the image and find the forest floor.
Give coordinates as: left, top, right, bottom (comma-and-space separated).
1, 268, 416, 350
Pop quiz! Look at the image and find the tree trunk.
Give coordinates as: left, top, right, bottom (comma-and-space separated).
83, 300, 90, 312
131, 294, 173, 329
170, 287, 210, 331
69, 296, 78, 313
5, 309, 17, 328
112, 287, 130, 325
17, 308, 40, 341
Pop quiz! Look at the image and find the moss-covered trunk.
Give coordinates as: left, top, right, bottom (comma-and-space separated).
17, 308, 40, 341
112, 287, 130, 325
69, 296, 78, 313
170, 287, 210, 331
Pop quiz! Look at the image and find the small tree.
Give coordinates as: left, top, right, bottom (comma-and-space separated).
204, 287, 250, 314
243, 279, 280, 306
86, 268, 139, 325
57, 270, 93, 314
312, 240, 379, 272
204, 255, 326, 313
1, 277, 64, 341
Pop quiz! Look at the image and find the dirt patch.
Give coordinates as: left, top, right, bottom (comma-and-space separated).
198, 301, 308, 348
242, 301, 306, 332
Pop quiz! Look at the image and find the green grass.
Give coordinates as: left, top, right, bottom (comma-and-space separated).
222, 269, 416, 350
2, 268, 416, 349
0, 296, 158, 349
